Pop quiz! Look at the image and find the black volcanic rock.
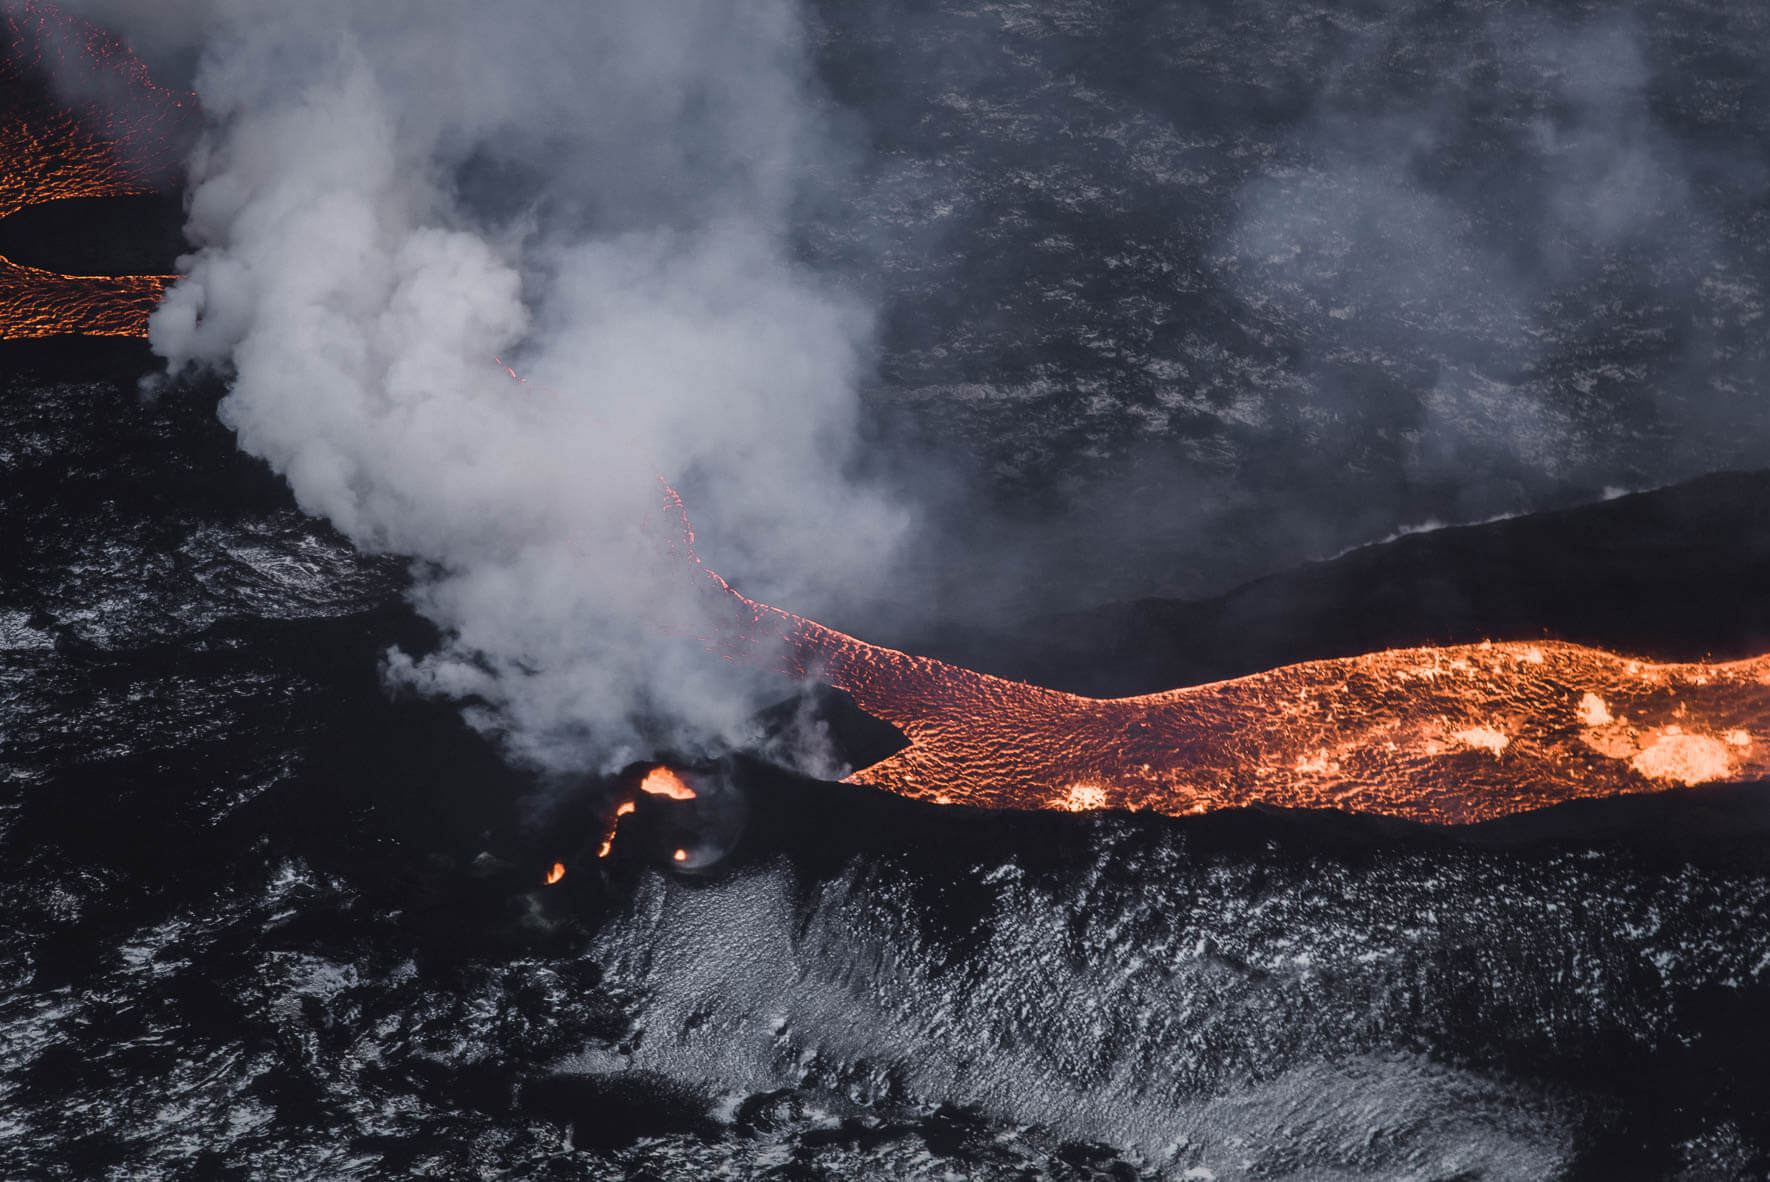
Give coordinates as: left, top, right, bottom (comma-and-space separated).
9, 0, 1770, 1175
920, 470, 1770, 697
0, 193, 186, 277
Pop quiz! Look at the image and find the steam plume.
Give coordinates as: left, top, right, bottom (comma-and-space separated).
90, 0, 908, 771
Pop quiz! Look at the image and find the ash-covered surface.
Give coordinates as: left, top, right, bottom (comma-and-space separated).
5, 340, 1770, 1181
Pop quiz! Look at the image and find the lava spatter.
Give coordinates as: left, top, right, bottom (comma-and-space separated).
0, 254, 165, 335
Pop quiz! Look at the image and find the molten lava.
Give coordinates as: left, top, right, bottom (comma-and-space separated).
595, 771, 702, 861
0, 1, 188, 339
544, 861, 565, 886
663, 484, 1770, 826
0, 255, 166, 336
592, 766, 698, 861
594, 799, 638, 858
639, 766, 697, 801
0, 1, 190, 217
828, 635, 1768, 825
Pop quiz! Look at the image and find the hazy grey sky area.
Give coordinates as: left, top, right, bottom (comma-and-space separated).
55, 0, 1770, 769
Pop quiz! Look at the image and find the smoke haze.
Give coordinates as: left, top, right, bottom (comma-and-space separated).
78, 0, 909, 772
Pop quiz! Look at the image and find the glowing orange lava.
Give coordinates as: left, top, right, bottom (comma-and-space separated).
544, 861, 565, 886
595, 800, 638, 858
0, 255, 166, 336
639, 766, 697, 801
17, 7, 1769, 833
664, 483, 1770, 826
672, 848, 688, 863
0, 1, 190, 218
0, 1, 188, 339
595, 770, 701, 861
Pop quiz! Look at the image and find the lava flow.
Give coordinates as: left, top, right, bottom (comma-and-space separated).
0, 255, 165, 336
0, 1, 188, 338
593, 767, 699, 858
638, 766, 697, 801
667, 486, 1770, 826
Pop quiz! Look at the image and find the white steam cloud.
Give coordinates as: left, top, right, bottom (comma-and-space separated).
95, 0, 909, 771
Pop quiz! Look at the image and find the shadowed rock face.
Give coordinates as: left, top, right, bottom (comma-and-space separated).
0, 192, 184, 274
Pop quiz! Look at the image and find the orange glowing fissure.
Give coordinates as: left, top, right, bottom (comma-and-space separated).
0, 1, 189, 341
594, 771, 697, 859
17, 3, 1770, 832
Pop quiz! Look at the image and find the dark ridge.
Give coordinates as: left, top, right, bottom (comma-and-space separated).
0, 192, 186, 276
915, 470, 1770, 697
519, 1072, 717, 1150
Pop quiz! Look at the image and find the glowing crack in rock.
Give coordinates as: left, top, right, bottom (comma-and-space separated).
595, 800, 638, 859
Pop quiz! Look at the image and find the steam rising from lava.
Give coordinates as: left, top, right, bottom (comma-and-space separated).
72, 0, 908, 770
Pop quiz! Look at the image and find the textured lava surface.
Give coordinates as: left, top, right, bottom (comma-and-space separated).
0, 2, 184, 339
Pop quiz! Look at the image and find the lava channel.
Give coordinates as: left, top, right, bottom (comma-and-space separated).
666, 484, 1770, 826
0, 256, 167, 336
0, 1, 188, 339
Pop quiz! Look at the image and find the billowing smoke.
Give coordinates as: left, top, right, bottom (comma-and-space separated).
79, 0, 909, 772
